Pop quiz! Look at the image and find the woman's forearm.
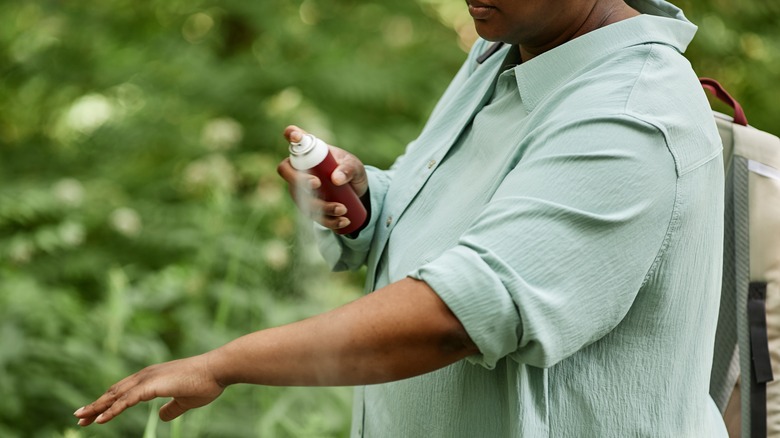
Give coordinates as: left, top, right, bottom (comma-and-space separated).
207, 277, 478, 387
73, 277, 477, 426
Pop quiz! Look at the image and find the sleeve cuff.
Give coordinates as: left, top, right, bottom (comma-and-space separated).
408, 245, 523, 369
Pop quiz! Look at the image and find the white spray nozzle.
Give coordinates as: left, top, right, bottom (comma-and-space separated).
289, 133, 316, 156
288, 133, 328, 170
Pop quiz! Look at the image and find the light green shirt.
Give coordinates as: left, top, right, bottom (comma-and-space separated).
317, 0, 727, 436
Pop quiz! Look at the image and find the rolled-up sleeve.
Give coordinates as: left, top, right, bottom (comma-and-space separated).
409, 114, 679, 368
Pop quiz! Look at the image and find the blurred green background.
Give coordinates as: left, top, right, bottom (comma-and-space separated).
0, 1, 777, 437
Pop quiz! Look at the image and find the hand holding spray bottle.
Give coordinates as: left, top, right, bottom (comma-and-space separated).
288, 133, 367, 235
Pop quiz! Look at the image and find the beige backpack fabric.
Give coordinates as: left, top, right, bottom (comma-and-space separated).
703, 78, 780, 438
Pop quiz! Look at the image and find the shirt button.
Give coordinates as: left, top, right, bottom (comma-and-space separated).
427, 159, 436, 169
385, 216, 393, 227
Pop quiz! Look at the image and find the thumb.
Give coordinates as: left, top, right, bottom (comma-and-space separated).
159, 398, 189, 422
332, 168, 349, 186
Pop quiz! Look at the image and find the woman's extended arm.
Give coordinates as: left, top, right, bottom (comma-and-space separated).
74, 277, 477, 426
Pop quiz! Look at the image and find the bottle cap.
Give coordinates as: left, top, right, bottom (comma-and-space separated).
289, 134, 316, 156
288, 134, 328, 170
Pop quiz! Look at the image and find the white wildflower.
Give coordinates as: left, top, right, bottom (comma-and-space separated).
110, 207, 142, 237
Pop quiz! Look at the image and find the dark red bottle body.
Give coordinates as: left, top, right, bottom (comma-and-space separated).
289, 134, 367, 235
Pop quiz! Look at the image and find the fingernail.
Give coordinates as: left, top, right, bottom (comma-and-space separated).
334, 205, 347, 216
74, 407, 84, 416
290, 131, 302, 142
338, 218, 351, 228
96, 413, 105, 423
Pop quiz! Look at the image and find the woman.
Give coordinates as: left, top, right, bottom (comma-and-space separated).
76, 0, 727, 435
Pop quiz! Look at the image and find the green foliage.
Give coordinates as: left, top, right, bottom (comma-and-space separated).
678, 0, 780, 134
0, 0, 776, 436
0, 1, 464, 436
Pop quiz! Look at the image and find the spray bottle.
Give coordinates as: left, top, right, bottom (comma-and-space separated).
288, 133, 367, 235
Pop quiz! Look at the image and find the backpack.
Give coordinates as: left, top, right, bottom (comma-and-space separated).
702, 77, 780, 438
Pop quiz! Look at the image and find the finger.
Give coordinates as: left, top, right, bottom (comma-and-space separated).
320, 216, 351, 230
77, 416, 98, 427
76, 394, 132, 426
313, 207, 352, 231
159, 398, 189, 422
92, 384, 157, 425
75, 377, 135, 421
283, 125, 308, 142
329, 149, 368, 196
277, 159, 321, 194
328, 149, 353, 186
332, 164, 367, 191
77, 372, 160, 426
76, 409, 102, 427
291, 173, 321, 194
324, 202, 347, 217
331, 168, 349, 186
292, 195, 351, 230
303, 198, 350, 222
276, 158, 306, 183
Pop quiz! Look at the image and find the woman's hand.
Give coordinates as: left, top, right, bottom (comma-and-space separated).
73, 278, 476, 426
74, 354, 224, 426
277, 125, 368, 232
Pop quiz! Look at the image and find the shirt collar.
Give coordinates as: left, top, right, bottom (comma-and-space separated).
502, 0, 697, 112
